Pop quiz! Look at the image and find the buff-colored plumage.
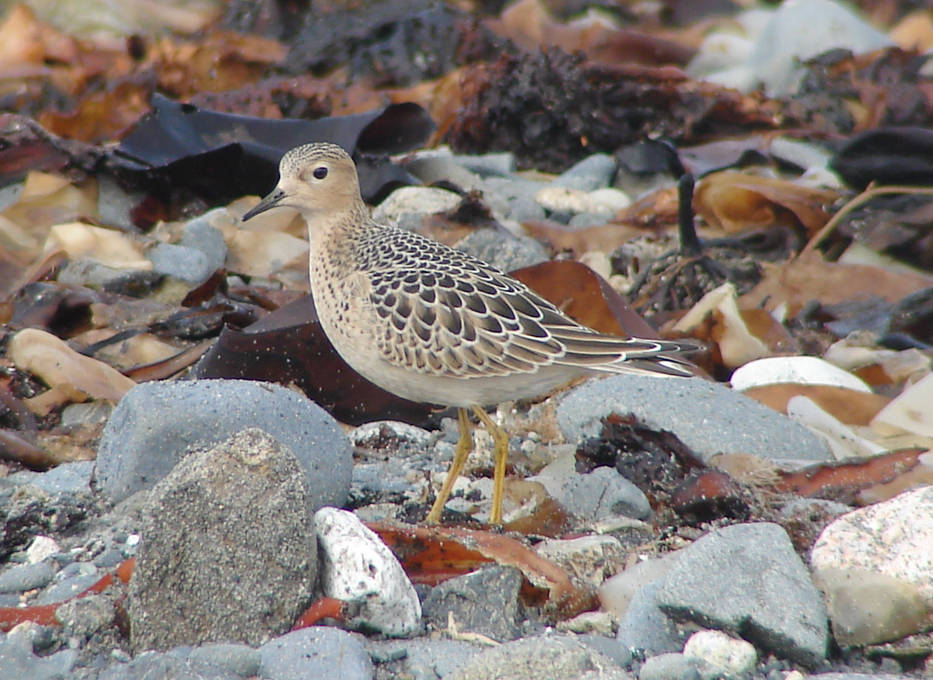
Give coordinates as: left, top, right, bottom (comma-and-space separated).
243, 142, 698, 524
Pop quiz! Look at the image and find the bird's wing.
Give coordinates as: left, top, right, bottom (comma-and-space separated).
366, 263, 697, 379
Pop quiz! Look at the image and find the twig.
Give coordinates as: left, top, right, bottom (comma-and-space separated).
800, 184, 933, 258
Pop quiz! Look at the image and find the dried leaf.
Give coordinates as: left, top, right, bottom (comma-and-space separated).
773, 448, 932, 505
694, 171, 837, 235
511, 260, 660, 338
742, 384, 891, 426
674, 282, 769, 369
741, 251, 933, 318
8, 328, 136, 411
487, 0, 695, 67
367, 522, 592, 617
43, 222, 150, 270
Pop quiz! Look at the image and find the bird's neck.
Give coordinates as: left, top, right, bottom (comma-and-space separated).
304, 202, 371, 284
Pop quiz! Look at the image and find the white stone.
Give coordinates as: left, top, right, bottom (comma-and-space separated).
811, 486, 933, 600
683, 630, 757, 679
731, 356, 872, 392
810, 486, 933, 645
25, 536, 59, 564
534, 186, 630, 215
371, 186, 461, 225
586, 188, 631, 213
314, 507, 421, 637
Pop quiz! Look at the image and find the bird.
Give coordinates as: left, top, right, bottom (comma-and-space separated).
242, 142, 699, 525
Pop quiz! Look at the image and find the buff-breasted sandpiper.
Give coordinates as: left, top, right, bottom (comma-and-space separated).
243, 142, 699, 524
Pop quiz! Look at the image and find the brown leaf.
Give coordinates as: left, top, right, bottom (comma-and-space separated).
773, 448, 932, 505
38, 80, 152, 144
149, 31, 287, 98
511, 260, 660, 338
8, 328, 136, 414
524, 220, 644, 257
486, 0, 695, 67
740, 251, 933, 318
742, 384, 891, 426
695, 171, 838, 235
367, 522, 594, 618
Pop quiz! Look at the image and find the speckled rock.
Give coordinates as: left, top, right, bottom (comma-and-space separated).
128, 428, 317, 650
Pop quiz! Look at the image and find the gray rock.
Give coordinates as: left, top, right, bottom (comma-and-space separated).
0, 561, 55, 593
94, 548, 126, 568
477, 176, 544, 220
617, 581, 685, 656
259, 627, 373, 680
423, 565, 523, 642
180, 212, 228, 273
506, 195, 547, 223
97, 174, 147, 232
556, 467, 651, 521
368, 638, 483, 680
98, 650, 241, 680
96, 379, 351, 506
0, 632, 77, 680
454, 228, 549, 274
60, 401, 113, 429
0, 181, 24, 212
128, 428, 317, 650
552, 154, 618, 191
6, 621, 57, 653
55, 592, 115, 637
35, 564, 100, 605
557, 375, 831, 466
187, 642, 261, 677
447, 635, 627, 680
455, 152, 516, 177
148, 242, 212, 283
7, 461, 94, 495
56, 258, 162, 296
638, 653, 704, 680
405, 155, 482, 190
656, 522, 829, 667
578, 634, 634, 668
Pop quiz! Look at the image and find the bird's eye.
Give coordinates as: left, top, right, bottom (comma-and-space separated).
312, 166, 328, 180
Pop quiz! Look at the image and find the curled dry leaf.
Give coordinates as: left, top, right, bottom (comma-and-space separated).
742, 383, 891, 426
1, 173, 99, 255
8, 328, 136, 414
773, 448, 933, 506
43, 222, 151, 270
674, 281, 770, 370
741, 251, 933, 318
694, 171, 838, 235
366, 522, 593, 619
487, 0, 695, 67
150, 30, 288, 98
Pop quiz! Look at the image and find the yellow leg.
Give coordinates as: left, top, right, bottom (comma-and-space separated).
425, 408, 473, 524
472, 405, 509, 525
